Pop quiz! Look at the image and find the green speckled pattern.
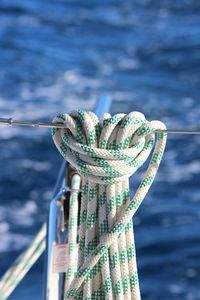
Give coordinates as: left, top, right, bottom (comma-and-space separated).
52, 110, 167, 299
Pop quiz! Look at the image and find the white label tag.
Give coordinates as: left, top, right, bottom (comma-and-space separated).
52, 244, 68, 273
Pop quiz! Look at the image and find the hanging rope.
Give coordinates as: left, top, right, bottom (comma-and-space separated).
0, 223, 46, 300
52, 109, 167, 300
0, 173, 83, 300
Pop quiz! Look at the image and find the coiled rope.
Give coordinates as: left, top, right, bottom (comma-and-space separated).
52, 109, 167, 300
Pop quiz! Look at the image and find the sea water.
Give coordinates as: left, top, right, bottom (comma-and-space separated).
0, 1, 200, 299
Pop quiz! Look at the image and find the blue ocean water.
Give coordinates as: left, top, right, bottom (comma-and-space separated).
0, 0, 200, 299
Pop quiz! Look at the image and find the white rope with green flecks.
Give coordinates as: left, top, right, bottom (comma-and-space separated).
52, 109, 167, 300
0, 223, 46, 300
0, 174, 80, 300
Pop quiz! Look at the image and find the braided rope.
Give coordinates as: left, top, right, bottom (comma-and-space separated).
52, 109, 167, 300
65, 174, 81, 291
0, 223, 46, 300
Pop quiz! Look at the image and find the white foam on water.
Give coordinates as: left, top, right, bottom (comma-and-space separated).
158, 160, 200, 183
19, 159, 52, 172
0, 72, 99, 141
169, 284, 184, 295
117, 58, 140, 70
0, 231, 33, 252
0, 200, 41, 252
0, 201, 38, 227
0, 222, 9, 233
17, 15, 41, 27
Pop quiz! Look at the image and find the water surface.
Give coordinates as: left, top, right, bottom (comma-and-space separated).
0, 1, 200, 299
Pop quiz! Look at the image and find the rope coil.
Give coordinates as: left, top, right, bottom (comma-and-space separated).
52, 109, 167, 299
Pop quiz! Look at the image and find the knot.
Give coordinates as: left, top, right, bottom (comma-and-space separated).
52, 110, 167, 185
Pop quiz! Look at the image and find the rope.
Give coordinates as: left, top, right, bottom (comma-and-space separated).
64, 174, 81, 292
0, 168, 80, 300
52, 109, 167, 299
0, 223, 46, 300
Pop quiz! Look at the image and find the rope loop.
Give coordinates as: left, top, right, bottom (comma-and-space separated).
52, 110, 166, 185
52, 109, 167, 300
